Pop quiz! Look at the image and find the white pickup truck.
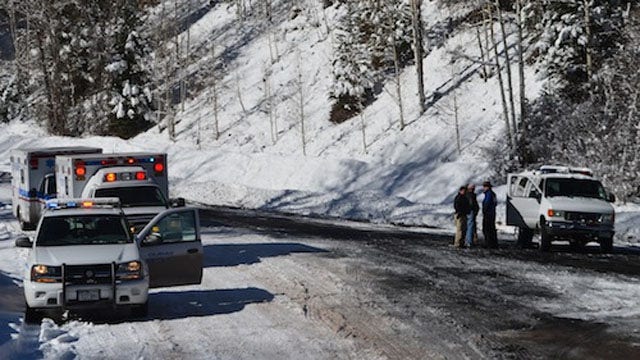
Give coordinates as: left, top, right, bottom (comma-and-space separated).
506, 166, 615, 252
15, 198, 203, 323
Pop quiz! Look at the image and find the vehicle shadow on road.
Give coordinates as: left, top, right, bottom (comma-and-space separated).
146, 287, 274, 320
203, 243, 327, 267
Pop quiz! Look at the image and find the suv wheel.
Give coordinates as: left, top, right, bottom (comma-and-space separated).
131, 301, 148, 318
24, 304, 43, 324
600, 237, 613, 253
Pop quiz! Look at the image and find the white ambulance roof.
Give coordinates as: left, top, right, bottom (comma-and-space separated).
13, 147, 101, 157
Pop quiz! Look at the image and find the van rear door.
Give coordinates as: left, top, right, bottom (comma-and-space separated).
506, 174, 540, 229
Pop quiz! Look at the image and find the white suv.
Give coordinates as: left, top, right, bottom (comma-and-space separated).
507, 166, 615, 252
15, 198, 203, 323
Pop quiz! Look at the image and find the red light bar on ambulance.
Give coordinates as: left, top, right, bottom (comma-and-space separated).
103, 171, 148, 182
45, 198, 121, 210
74, 161, 86, 180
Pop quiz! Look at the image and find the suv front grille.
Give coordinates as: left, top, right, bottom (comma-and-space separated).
564, 212, 600, 224
64, 264, 113, 285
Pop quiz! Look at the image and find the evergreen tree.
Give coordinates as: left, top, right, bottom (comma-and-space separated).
106, 0, 153, 139
329, 0, 412, 123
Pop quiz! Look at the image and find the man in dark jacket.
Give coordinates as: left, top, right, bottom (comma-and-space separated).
454, 186, 471, 248
465, 183, 480, 247
482, 181, 498, 248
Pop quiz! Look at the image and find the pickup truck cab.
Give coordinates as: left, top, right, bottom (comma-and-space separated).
15, 198, 203, 323
507, 166, 615, 252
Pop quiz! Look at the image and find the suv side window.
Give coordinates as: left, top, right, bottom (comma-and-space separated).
142, 211, 196, 245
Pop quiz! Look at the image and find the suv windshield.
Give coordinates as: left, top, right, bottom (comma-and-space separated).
37, 215, 131, 246
95, 186, 167, 207
544, 178, 607, 200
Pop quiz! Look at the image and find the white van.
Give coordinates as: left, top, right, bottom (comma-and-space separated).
506, 166, 615, 252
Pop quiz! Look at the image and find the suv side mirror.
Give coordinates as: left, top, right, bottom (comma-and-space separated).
170, 197, 186, 208
15, 237, 33, 248
607, 192, 616, 203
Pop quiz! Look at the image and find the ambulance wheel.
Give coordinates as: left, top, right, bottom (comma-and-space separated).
17, 208, 30, 231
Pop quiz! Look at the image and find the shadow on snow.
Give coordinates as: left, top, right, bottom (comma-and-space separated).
203, 242, 326, 267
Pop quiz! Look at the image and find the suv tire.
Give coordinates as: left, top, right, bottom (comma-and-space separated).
24, 304, 43, 324
131, 301, 148, 318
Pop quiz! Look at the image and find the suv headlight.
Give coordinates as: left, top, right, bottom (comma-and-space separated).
116, 261, 143, 281
600, 213, 615, 224
31, 264, 62, 283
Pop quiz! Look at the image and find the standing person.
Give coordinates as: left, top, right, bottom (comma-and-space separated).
454, 186, 470, 248
482, 181, 498, 248
465, 183, 479, 247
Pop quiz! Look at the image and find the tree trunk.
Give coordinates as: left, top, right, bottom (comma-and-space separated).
360, 110, 367, 154
516, 0, 527, 161
410, 0, 426, 114
451, 64, 461, 155
211, 42, 220, 141
495, 0, 517, 135
393, 42, 406, 131
296, 52, 307, 156
476, 25, 488, 81
488, 5, 513, 151
583, 0, 593, 82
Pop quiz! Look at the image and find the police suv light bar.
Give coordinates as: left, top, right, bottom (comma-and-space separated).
46, 198, 121, 210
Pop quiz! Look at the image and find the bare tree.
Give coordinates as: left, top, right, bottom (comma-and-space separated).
263, 63, 277, 144
494, 0, 517, 135
210, 41, 220, 141
360, 110, 368, 154
180, 0, 192, 112
515, 0, 527, 154
410, 0, 426, 114
488, 4, 513, 150
391, 34, 406, 131
583, 0, 593, 82
295, 51, 307, 156
236, 71, 247, 115
451, 62, 461, 155
475, 23, 489, 81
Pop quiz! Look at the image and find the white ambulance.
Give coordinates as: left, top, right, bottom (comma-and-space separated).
55, 153, 179, 233
10, 147, 103, 230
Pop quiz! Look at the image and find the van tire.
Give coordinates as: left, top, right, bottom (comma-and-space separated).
517, 227, 534, 248
539, 223, 551, 252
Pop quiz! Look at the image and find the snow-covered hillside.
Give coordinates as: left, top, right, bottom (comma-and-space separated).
2, 0, 640, 242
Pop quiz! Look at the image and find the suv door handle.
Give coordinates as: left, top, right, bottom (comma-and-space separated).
187, 248, 199, 254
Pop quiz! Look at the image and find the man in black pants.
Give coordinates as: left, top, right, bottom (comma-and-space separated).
482, 181, 498, 248
454, 186, 470, 248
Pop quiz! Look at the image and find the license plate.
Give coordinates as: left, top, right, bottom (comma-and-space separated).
77, 290, 100, 301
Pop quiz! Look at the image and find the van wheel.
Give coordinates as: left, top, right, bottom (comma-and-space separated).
600, 237, 613, 253
539, 224, 551, 252
24, 304, 43, 324
517, 227, 534, 248
131, 301, 148, 318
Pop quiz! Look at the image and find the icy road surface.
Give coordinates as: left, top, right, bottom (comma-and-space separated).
1, 202, 640, 357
